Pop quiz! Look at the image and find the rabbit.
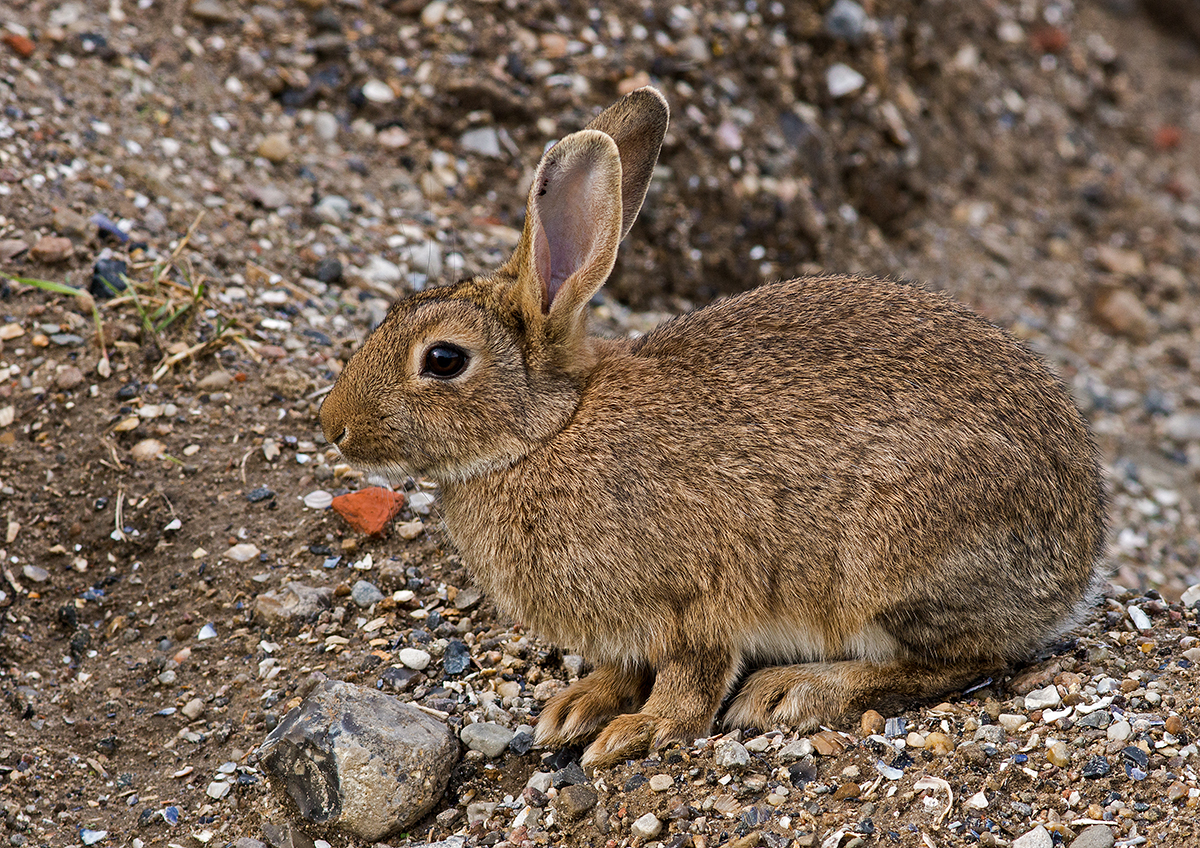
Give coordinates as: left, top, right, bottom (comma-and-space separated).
319, 86, 1107, 768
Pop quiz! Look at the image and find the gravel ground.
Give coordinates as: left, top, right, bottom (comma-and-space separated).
1, 1, 1199, 847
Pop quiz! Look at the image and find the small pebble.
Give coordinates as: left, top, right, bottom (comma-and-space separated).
1106, 720, 1131, 742
827, 63, 865, 98
1013, 825, 1052, 848
860, 709, 884, 735
998, 714, 1027, 732
832, 782, 860, 800
555, 784, 598, 819
189, 0, 235, 23
778, 738, 814, 761
714, 738, 750, 769
443, 640, 471, 674
825, 0, 869, 42
398, 647, 431, 670
1080, 755, 1111, 779
223, 543, 260, 563
924, 732, 954, 755
361, 79, 396, 104
130, 439, 166, 462
257, 133, 292, 163
460, 722, 515, 758
303, 490, 333, 510
351, 580, 384, 607
1069, 824, 1115, 848
649, 774, 674, 792
1023, 684, 1061, 711
1126, 605, 1152, 630
30, 235, 74, 263
1046, 741, 1070, 768
630, 812, 662, 840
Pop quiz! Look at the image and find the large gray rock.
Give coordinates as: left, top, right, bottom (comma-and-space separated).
258, 680, 459, 841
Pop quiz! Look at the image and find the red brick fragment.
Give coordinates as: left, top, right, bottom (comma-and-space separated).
2, 33, 35, 59
332, 487, 407, 536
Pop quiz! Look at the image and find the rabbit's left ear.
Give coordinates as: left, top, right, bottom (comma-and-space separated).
584, 86, 669, 240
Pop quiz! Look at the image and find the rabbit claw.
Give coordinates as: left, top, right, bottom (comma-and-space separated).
581, 712, 690, 768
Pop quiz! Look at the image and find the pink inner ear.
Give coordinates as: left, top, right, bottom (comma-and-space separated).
532, 154, 604, 311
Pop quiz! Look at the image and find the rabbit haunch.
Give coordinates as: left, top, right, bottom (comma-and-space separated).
320, 87, 1106, 768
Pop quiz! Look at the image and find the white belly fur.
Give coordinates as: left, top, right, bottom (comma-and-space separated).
738, 619, 901, 667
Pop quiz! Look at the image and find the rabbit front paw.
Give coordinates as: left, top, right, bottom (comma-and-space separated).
580, 712, 695, 768
534, 662, 653, 748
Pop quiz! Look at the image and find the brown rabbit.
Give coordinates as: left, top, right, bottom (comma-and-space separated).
319, 87, 1107, 767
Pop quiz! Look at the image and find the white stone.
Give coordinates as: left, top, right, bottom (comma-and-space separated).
460, 126, 501, 157
460, 722, 514, 757
1107, 720, 1132, 742
361, 255, 403, 285
965, 790, 989, 809
399, 648, 431, 670
1024, 684, 1061, 711
420, 0, 448, 27
1013, 825, 1052, 848
630, 812, 662, 840
313, 111, 338, 141
1127, 605, 1152, 631
998, 714, 1028, 732
362, 79, 396, 104
827, 63, 865, 98
223, 543, 260, 563
744, 735, 772, 753
1181, 583, 1200, 608
714, 738, 750, 769
649, 773, 674, 792
304, 490, 333, 510
777, 738, 814, 761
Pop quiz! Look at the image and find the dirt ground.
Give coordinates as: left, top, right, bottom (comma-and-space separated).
1, 1, 1199, 847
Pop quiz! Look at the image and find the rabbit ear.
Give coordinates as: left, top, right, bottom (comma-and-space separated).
521, 128, 624, 326
584, 86, 670, 240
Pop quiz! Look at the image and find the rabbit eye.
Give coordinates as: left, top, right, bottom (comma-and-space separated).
423, 344, 468, 379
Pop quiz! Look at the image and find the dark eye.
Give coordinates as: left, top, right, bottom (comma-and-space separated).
423, 343, 468, 379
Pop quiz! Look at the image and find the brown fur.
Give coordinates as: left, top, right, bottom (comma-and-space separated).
320, 88, 1107, 768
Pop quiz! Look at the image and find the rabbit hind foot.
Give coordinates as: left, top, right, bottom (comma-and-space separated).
723, 659, 996, 732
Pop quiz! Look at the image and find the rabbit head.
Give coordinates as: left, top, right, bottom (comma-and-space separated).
319, 87, 669, 484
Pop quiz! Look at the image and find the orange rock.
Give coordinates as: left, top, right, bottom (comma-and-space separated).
2, 33, 35, 59
332, 487, 407, 536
